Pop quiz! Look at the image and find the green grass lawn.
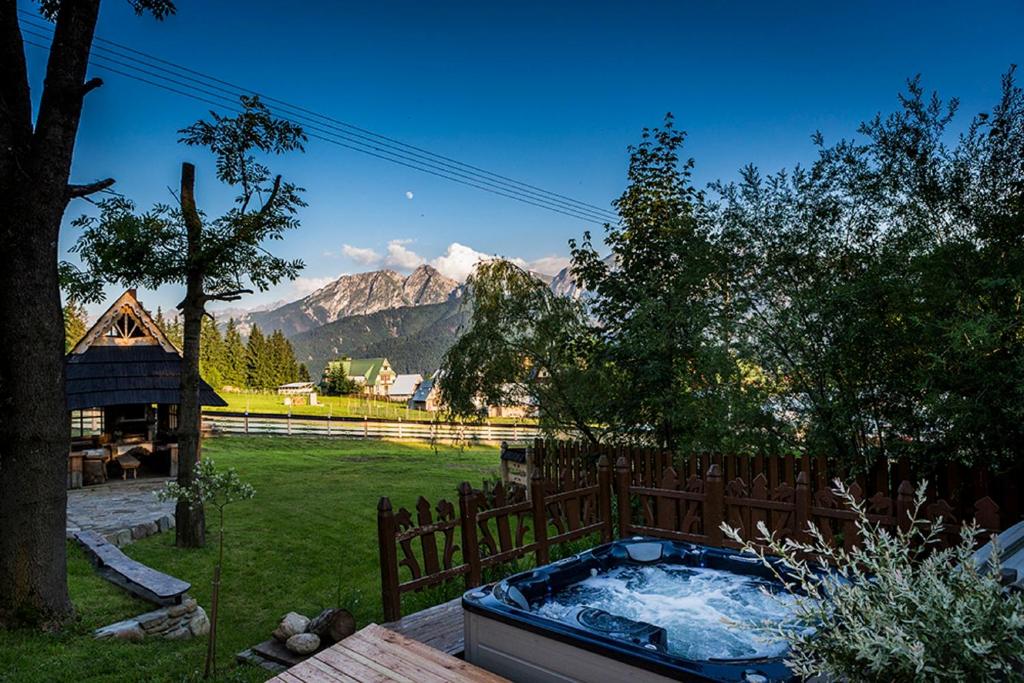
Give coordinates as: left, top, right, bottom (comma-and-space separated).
0, 436, 500, 683
205, 391, 533, 425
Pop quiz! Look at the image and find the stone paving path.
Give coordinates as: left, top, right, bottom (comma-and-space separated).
67, 478, 176, 545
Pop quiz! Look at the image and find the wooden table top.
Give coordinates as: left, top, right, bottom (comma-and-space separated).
266, 623, 509, 683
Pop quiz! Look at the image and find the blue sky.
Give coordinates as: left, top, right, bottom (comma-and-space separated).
19, 0, 1023, 315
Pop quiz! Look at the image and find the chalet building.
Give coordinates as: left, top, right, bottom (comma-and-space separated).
323, 357, 396, 397
66, 290, 226, 488
409, 377, 443, 412
387, 373, 423, 403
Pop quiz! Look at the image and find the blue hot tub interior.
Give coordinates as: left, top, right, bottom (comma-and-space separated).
463, 537, 808, 682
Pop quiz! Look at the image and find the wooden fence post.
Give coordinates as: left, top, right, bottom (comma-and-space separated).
794, 470, 810, 543
597, 455, 613, 543
615, 456, 631, 538
896, 480, 915, 534
364, 416, 368, 439
458, 482, 482, 589
705, 463, 725, 547
244, 410, 249, 435
531, 470, 550, 566
377, 497, 401, 622
287, 409, 292, 436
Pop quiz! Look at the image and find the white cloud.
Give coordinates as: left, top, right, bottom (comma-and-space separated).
384, 239, 426, 270
342, 244, 382, 266
405, 191, 414, 200
430, 242, 492, 282
291, 275, 338, 297
527, 255, 572, 276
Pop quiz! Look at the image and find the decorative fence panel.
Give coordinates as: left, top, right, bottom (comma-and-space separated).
203, 410, 540, 443
380, 441, 1013, 620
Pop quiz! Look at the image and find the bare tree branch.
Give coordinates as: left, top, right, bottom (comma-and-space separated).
79, 77, 104, 96
204, 288, 254, 303
67, 177, 115, 198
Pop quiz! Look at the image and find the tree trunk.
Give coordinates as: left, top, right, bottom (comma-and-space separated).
0, 0, 103, 628
174, 162, 206, 548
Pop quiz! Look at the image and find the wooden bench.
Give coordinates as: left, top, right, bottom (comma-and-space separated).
267, 623, 509, 683
74, 530, 190, 605
116, 453, 141, 479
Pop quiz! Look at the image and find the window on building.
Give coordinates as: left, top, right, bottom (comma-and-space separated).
70, 408, 103, 438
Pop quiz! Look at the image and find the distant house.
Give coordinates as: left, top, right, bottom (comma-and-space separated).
388, 373, 423, 402
409, 377, 443, 412
322, 357, 396, 397
277, 381, 316, 395
487, 383, 537, 419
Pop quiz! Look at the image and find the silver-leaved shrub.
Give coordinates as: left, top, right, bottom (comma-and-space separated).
723, 482, 1024, 682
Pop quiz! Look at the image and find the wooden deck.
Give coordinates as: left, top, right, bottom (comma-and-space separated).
266, 623, 508, 683
381, 597, 464, 655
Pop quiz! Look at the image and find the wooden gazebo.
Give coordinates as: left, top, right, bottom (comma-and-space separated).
66, 289, 226, 487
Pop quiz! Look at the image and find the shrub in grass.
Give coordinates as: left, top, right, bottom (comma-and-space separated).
723, 482, 1024, 682
161, 460, 255, 679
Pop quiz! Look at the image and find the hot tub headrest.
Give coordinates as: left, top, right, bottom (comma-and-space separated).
625, 541, 664, 563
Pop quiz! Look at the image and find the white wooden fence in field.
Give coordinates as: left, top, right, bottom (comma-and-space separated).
201, 411, 540, 444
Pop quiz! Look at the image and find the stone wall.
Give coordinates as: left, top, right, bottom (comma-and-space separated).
95, 595, 209, 642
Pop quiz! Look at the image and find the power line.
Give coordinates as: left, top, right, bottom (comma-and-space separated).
18, 12, 619, 224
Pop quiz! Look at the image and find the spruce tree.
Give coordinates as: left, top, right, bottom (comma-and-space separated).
223, 318, 247, 389
246, 325, 273, 390
199, 315, 225, 389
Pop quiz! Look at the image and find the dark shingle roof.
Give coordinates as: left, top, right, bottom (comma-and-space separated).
66, 345, 227, 410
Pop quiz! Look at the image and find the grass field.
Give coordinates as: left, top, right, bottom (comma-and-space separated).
0, 436, 500, 683
205, 391, 532, 425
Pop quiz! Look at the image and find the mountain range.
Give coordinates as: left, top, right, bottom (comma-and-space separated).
236, 265, 459, 337
225, 260, 596, 377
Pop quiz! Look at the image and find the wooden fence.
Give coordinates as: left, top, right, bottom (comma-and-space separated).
531, 440, 1022, 536
379, 441, 1011, 620
202, 410, 540, 443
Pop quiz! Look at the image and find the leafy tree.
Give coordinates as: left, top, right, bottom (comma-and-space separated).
222, 318, 248, 388
571, 116, 773, 453
297, 362, 311, 383
712, 70, 1024, 470
68, 97, 306, 547
0, 0, 175, 629
438, 260, 609, 443
63, 300, 88, 353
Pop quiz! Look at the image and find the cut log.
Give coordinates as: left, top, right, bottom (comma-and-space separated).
307, 607, 356, 644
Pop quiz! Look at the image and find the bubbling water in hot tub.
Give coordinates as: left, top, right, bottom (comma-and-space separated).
534, 563, 810, 661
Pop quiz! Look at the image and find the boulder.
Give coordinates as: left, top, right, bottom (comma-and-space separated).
189, 606, 210, 636
307, 608, 356, 644
273, 611, 310, 642
285, 632, 320, 655
94, 618, 145, 642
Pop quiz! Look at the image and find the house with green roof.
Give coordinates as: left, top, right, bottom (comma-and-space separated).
322, 357, 396, 397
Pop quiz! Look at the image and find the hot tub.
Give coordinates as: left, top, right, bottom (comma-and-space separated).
463, 537, 806, 682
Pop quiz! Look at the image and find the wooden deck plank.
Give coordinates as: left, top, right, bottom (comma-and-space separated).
268, 624, 507, 683
301, 656, 363, 683
314, 645, 408, 683
381, 597, 464, 655
336, 627, 452, 683
365, 624, 507, 683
